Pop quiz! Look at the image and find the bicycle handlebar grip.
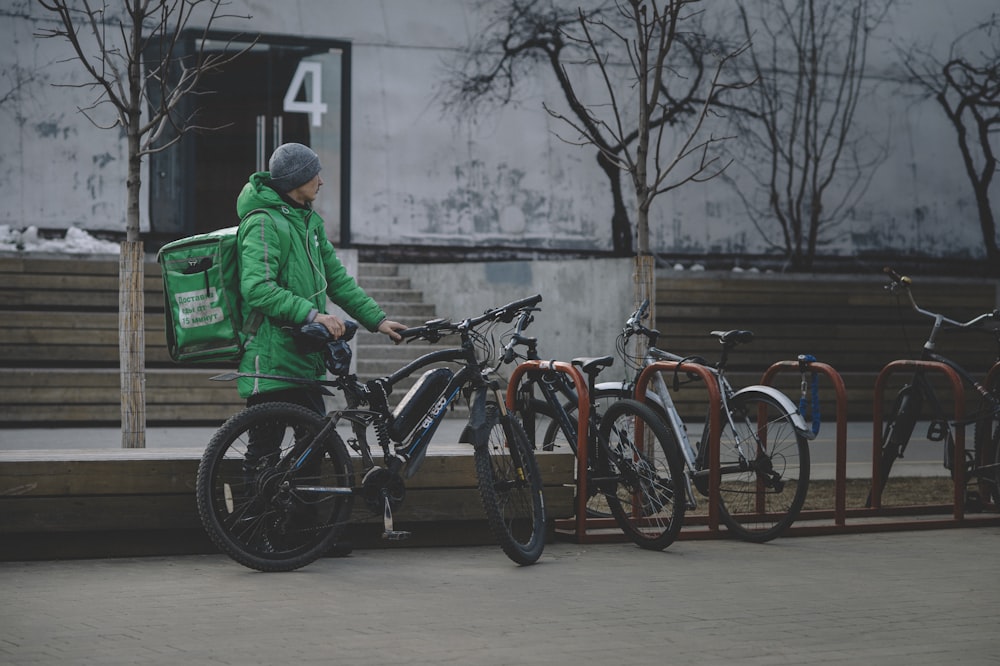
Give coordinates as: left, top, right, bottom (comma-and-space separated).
495, 294, 543, 322
638, 298, 650, 319
398, 326, 426, 340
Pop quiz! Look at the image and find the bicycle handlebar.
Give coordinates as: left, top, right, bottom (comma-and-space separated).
398, 294, 543, 344
883, 266, 1000, 331
623, 297, 660, 347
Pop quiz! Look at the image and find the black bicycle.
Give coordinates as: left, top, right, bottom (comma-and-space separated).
500, 306, 687, 550
196, 295, 547, 571
867, 268, 1000, 510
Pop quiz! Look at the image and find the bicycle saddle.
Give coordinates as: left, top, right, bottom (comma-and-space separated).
711, 329, 754, 346
571, 356, 614, 375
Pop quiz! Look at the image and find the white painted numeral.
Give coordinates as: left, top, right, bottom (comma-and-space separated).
283, 61, 328, 127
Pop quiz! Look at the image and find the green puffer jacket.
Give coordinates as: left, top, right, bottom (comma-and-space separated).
235, 172, 386, 398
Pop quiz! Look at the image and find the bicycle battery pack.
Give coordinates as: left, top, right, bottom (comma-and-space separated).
389, 367, 454, 442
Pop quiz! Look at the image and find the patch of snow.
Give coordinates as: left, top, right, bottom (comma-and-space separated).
0, 225, 120, 254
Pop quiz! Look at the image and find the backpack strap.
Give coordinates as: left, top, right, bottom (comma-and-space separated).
238, 207, 292, 335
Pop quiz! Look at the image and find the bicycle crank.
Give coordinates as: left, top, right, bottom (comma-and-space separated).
361, 467, 410, 540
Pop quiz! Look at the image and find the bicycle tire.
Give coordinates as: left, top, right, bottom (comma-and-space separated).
709, 389, 809, 542
196, 402, 355, 572
473, 402, 547, 565
865, 384, 922, 507
596, 398, 686, 551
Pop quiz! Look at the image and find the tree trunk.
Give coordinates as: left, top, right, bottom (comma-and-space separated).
119, 240, 146, 448
597, 152, 633, 256
633, 253, 655, 363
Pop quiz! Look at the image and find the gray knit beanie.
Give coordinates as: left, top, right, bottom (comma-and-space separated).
268, 143, 321, 193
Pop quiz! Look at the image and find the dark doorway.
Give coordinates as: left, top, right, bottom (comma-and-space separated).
148, 34, 348, 243
192, 48, 311, 235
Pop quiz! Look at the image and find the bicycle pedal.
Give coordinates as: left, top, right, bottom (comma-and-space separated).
383, 530, 411, 541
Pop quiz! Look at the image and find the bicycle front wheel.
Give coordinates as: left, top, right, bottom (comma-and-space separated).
711, 390, 809, 543
473, 402, 547, 565
597, 398, 686, 551
196, 402, 355, 572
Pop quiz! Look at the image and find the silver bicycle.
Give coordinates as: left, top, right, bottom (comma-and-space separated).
539, 299, 812, 542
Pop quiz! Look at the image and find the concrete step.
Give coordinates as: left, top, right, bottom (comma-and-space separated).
357, 302, 437, 318
358, 263, 400, 278
360, 288, 427, 304
357, 275, 413, 291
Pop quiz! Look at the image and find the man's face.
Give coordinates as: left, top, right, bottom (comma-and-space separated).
288, 173, 323, 205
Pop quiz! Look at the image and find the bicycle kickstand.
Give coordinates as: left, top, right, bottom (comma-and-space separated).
382, 492, 411, 541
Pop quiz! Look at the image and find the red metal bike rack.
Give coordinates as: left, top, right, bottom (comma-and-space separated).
871, 360, 966, 520
505, 360, 605, 542
760, 360, 849, 527
634, 361, 723, 532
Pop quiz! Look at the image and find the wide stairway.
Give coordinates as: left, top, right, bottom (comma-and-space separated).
0, 256, 466, 427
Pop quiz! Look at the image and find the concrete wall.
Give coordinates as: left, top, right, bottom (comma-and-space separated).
397, 257, 636, 362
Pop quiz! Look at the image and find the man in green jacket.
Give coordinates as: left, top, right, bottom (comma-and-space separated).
236, 142, 406, 414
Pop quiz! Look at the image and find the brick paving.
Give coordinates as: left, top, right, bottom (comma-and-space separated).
1, 528, 996, 665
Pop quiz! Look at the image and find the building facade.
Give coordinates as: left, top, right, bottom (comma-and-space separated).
2, 1, 997, 270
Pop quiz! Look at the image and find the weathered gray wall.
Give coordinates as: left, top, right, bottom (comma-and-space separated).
396, 257, 636, 361
1, 0, 997, 263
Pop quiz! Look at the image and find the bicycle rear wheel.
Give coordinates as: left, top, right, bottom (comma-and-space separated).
473, 402, 546, 565
597, 398, 686, 551
196, 402, 355, 572
710, 390, 809, 542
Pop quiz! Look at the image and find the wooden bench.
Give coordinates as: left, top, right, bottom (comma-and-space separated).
653, 272, 999, 422
0, 448, 577, 560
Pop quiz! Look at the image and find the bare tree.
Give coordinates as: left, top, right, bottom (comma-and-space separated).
440, 0, 746, 262
898, 14, 1000, 267
36, 0, 253, 447
443, 0, 749, 318
726, 0, 892, 271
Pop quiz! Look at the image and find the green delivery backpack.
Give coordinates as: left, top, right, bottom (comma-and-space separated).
157, 209, 287, 363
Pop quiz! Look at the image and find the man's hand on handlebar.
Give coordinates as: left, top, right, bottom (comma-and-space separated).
314, 313, 349, 339
378, 319, 407, 343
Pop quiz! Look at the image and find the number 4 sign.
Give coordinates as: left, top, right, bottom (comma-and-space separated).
283, 61, 328, 127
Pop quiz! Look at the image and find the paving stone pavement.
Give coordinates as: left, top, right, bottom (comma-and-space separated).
1, 528, 996, 666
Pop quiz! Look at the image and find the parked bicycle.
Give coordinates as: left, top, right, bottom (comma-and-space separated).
527, 299, 811, 543
867, 268, 1000, 509
196, 296, 547, 571
500, 306, 687, 550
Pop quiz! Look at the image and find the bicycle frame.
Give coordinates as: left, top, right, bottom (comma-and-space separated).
330, 346, 488, 478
